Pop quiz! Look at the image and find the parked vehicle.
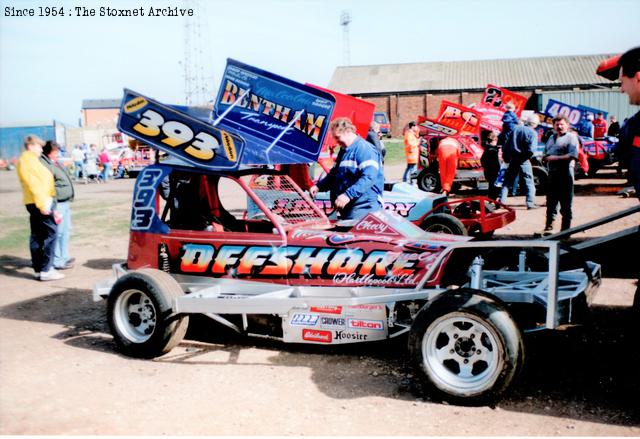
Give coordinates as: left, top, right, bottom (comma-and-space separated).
374, 112, 391, 137
315, 182, 515, 237
95, 61, 602, 405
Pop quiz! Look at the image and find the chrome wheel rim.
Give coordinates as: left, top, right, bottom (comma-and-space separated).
422, 313, 502, 394
114, 289, 157, 343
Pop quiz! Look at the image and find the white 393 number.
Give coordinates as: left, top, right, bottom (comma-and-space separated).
133, 109, 218, 161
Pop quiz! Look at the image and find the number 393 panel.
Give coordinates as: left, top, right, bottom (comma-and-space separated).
118, 90, 243, 170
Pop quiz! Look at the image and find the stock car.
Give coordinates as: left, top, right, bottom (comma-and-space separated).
315, 182, 515, 237
94, 60, 602, 405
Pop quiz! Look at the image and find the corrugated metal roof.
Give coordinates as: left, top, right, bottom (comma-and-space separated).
329, 54, 618, 95
82, 99, 121, 109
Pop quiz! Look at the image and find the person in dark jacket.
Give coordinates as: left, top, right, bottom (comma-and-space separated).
310, 117, 384, 220
498, 102, 519, 148
615, 47, 640, 200
607, 115, 621, 138
40, 141, 75, 270
480, 130, 501, 200
366, 121, 386, 163
499, 115, 539, 209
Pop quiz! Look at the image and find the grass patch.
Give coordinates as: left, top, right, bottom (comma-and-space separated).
382, 138, 406, 166
0, 227, 29, 253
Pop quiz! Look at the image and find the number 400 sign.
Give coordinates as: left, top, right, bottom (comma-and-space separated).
544, 99, 584, 126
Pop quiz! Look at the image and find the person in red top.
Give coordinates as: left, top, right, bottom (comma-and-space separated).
403, 121, 420, 184
98, 148, 111, 182
436, 136, 461, 195
592, 112, 608, 139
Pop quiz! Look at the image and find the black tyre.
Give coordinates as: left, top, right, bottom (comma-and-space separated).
408, 289, 524, 405
532, 166, 548, 195
633, 283, 640, 314
420, 213, 467, 236
417, 169, 441, 193
107, 268, 189, 358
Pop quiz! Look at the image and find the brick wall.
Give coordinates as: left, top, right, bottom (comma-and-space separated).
357, 89, 536, 136
83, 108, 119, 129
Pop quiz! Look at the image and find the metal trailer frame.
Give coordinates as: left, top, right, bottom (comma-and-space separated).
94, 239, 601, 337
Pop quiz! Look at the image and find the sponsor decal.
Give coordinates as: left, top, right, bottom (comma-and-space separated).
334, 330, 368, 341
319, 316, 346, 329
437, 101, 482, 136
272, 198, 317, 217
302, 329, 332, 343
544, 99, 584, 127
124, 96, 148, 114
383, 202, 416, 218
347, 319, 384, 331
475, 84, 527, 131
178, 243, 421, 285
220, 78, 328, 142
290, 314, 319, 326
348, 304, 385, 311
310, 306, 343, 314
418, 116, 458, 136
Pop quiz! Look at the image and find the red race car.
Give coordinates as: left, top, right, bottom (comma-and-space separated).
94, 60, 601, 405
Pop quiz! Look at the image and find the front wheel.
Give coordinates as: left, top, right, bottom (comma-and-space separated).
107, 269, 189, 358
417, 169, 441, 193
408, 289, 524, 405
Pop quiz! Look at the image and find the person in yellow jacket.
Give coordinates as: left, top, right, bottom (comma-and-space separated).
403, 121, 420, 184
17, 135, 64, 281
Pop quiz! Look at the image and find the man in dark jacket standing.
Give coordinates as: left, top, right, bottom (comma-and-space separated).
499, 114, 539, 209
41, 141, 75, 270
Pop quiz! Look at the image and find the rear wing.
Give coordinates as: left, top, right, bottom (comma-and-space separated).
118, 59, 336, 170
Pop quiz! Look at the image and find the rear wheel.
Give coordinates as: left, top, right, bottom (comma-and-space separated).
417, 169, 441, 193
408, 289, 524, 405
108, 269, 189, 358
420, 213, 467, 236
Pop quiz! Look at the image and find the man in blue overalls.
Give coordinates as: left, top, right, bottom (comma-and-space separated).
310, 117, 384, 220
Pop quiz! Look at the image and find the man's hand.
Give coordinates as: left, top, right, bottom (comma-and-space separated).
335, 193, 351, 209
39, 207, 51, 215
309, 185, 319, 197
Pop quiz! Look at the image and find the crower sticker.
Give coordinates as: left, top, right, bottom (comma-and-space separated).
319, 316, 346, 329
302, 329, 332, 343
131, 168, 164, 231
178, 243, 421, 286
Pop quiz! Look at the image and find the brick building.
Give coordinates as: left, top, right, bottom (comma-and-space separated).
328, 54, 620, 137
81, 98, 120, 129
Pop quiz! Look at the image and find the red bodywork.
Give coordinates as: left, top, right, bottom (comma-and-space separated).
126, 167, 468, 290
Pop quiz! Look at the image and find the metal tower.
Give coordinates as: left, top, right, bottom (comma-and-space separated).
340, 10, 351, 66
183, 0, 214, 106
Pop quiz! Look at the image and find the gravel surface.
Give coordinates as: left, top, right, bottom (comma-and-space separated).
0, 165, 638, 435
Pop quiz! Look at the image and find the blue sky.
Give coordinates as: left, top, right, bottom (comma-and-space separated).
1, 0, 638, 126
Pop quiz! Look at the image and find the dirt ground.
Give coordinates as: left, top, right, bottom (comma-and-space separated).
0, 164, 639, 435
